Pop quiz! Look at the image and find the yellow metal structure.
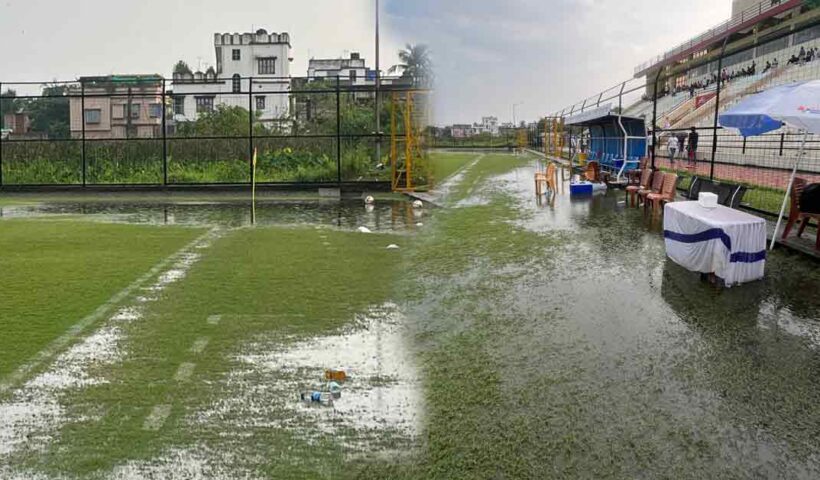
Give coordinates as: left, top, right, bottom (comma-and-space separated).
390, 90, 427, 192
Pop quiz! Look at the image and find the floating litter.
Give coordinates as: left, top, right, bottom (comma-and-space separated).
364, 196, 375, 205
416, 223, 423, 227
412, 200, 424, 209
386, 244, 400, 250
357, 227, 372, 234
324, 370, 348, 382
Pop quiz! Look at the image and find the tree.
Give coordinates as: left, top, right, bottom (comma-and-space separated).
1, 89, 19, 128
175, 104, 267, 137
388, 44, 433, 87
173, 60, 193, 76
25, 84, 70, 138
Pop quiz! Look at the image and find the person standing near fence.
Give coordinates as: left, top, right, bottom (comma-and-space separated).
687, 127, 699, 172
667, 135, 680, 171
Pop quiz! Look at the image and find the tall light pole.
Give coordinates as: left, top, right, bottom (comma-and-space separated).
512, 102, 523, 127
375, 0, 381, 164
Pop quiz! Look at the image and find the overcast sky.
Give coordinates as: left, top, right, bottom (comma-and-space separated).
0, 0, 732, 124
385, 0, 732, 125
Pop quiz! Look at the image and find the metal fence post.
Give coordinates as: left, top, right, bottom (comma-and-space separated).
248, 76, 254, 184
651, 68, 662, 169
779, 133, 785, 156
161, 79, 168, 186
711, 36, 730, 181
81, 80, 86, 186
336, 75, 342, 185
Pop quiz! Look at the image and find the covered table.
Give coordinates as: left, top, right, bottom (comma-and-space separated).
664, 202, 766, 286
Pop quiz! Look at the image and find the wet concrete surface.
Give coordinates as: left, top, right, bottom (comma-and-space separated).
0, 199, 419, 232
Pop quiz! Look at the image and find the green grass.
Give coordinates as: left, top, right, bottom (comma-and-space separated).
427, 151, 478, 184
26, 226, 405, 477
6, 151, 820, 478
670, 169, 787, 214
449, 153, 532, 203
0, 220, 205, 378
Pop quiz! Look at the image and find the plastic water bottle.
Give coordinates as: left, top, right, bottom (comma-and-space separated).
328, 381, 342, 399
300, 391, 333, 405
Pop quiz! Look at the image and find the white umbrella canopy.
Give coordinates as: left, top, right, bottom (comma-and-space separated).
720, 80, 820, 136
719, 80, 820, 250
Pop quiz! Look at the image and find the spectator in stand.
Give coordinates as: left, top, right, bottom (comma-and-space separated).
763, 60, 772, 73
687, 127, 699, 171
788, 54, 800, 65
689, 85, 696, 98
667, 135, 680, 171
799, 46, 806, 62
750, 61, 756, 75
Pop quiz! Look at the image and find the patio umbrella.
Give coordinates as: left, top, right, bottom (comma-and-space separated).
719, 80, 820, 250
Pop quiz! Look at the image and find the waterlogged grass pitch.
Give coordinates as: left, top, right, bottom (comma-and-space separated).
2, 152, 820, 478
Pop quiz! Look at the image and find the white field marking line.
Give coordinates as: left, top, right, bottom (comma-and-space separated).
190, 337, 210, 354
0, 229, 219, 395
453, 154, 485, 201
431, 153, 484, 202
174, 363, 196, 382
206, 315, 222, 325
440, 153, 484, 184
143, 404, 172, 431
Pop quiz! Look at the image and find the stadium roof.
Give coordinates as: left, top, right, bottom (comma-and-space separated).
634, 0, 803, 77
565, 105, 644, 127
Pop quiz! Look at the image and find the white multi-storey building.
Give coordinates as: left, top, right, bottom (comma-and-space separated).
478, 116, 500, 136
307, 52, 375, 86
171, 29, 292, 125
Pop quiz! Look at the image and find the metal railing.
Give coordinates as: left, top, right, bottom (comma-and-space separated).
633, 0, 804, 76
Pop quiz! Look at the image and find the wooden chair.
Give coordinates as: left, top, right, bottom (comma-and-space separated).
626, 157, 649, 185
626, 168, 653, 208
535, 162, 558, 196
638, 169, 665, 208
646, 173, 678, 216
781, 177, 820, 250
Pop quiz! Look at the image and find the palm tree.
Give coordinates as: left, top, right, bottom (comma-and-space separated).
388, 44, 432, 87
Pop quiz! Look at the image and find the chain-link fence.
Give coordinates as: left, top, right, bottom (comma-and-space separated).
541, 12, 820, 217
0, 76, 427, 187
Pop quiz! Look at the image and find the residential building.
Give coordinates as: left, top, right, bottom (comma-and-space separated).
3, 111, 31, 135
69, 75, 164, 139
171, 29, 292, 125
307, 52, 375, 85
477, 116, 500, 136
451, 124, 473, 138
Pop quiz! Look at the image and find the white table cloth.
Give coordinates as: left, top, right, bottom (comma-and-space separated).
664, 202, 766, 286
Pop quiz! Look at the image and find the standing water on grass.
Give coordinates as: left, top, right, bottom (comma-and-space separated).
0, 198, 421, 232
417, 156, 820, 478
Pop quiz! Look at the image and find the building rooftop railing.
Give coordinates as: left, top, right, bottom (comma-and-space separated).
633, 0, 804, 77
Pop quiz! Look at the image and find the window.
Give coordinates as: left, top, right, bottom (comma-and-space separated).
232, 49, 241, 61
130, 103, 141, 120
256, 96, 266, 110
195, 96, 214, 113
84, 109, 101, 124
173, 96, 185, 115
258, 57, 276, 75
112, 104, 125, 120
350, 70, 357, 82
149, 103, 162, 118
232, 74, 241, 93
